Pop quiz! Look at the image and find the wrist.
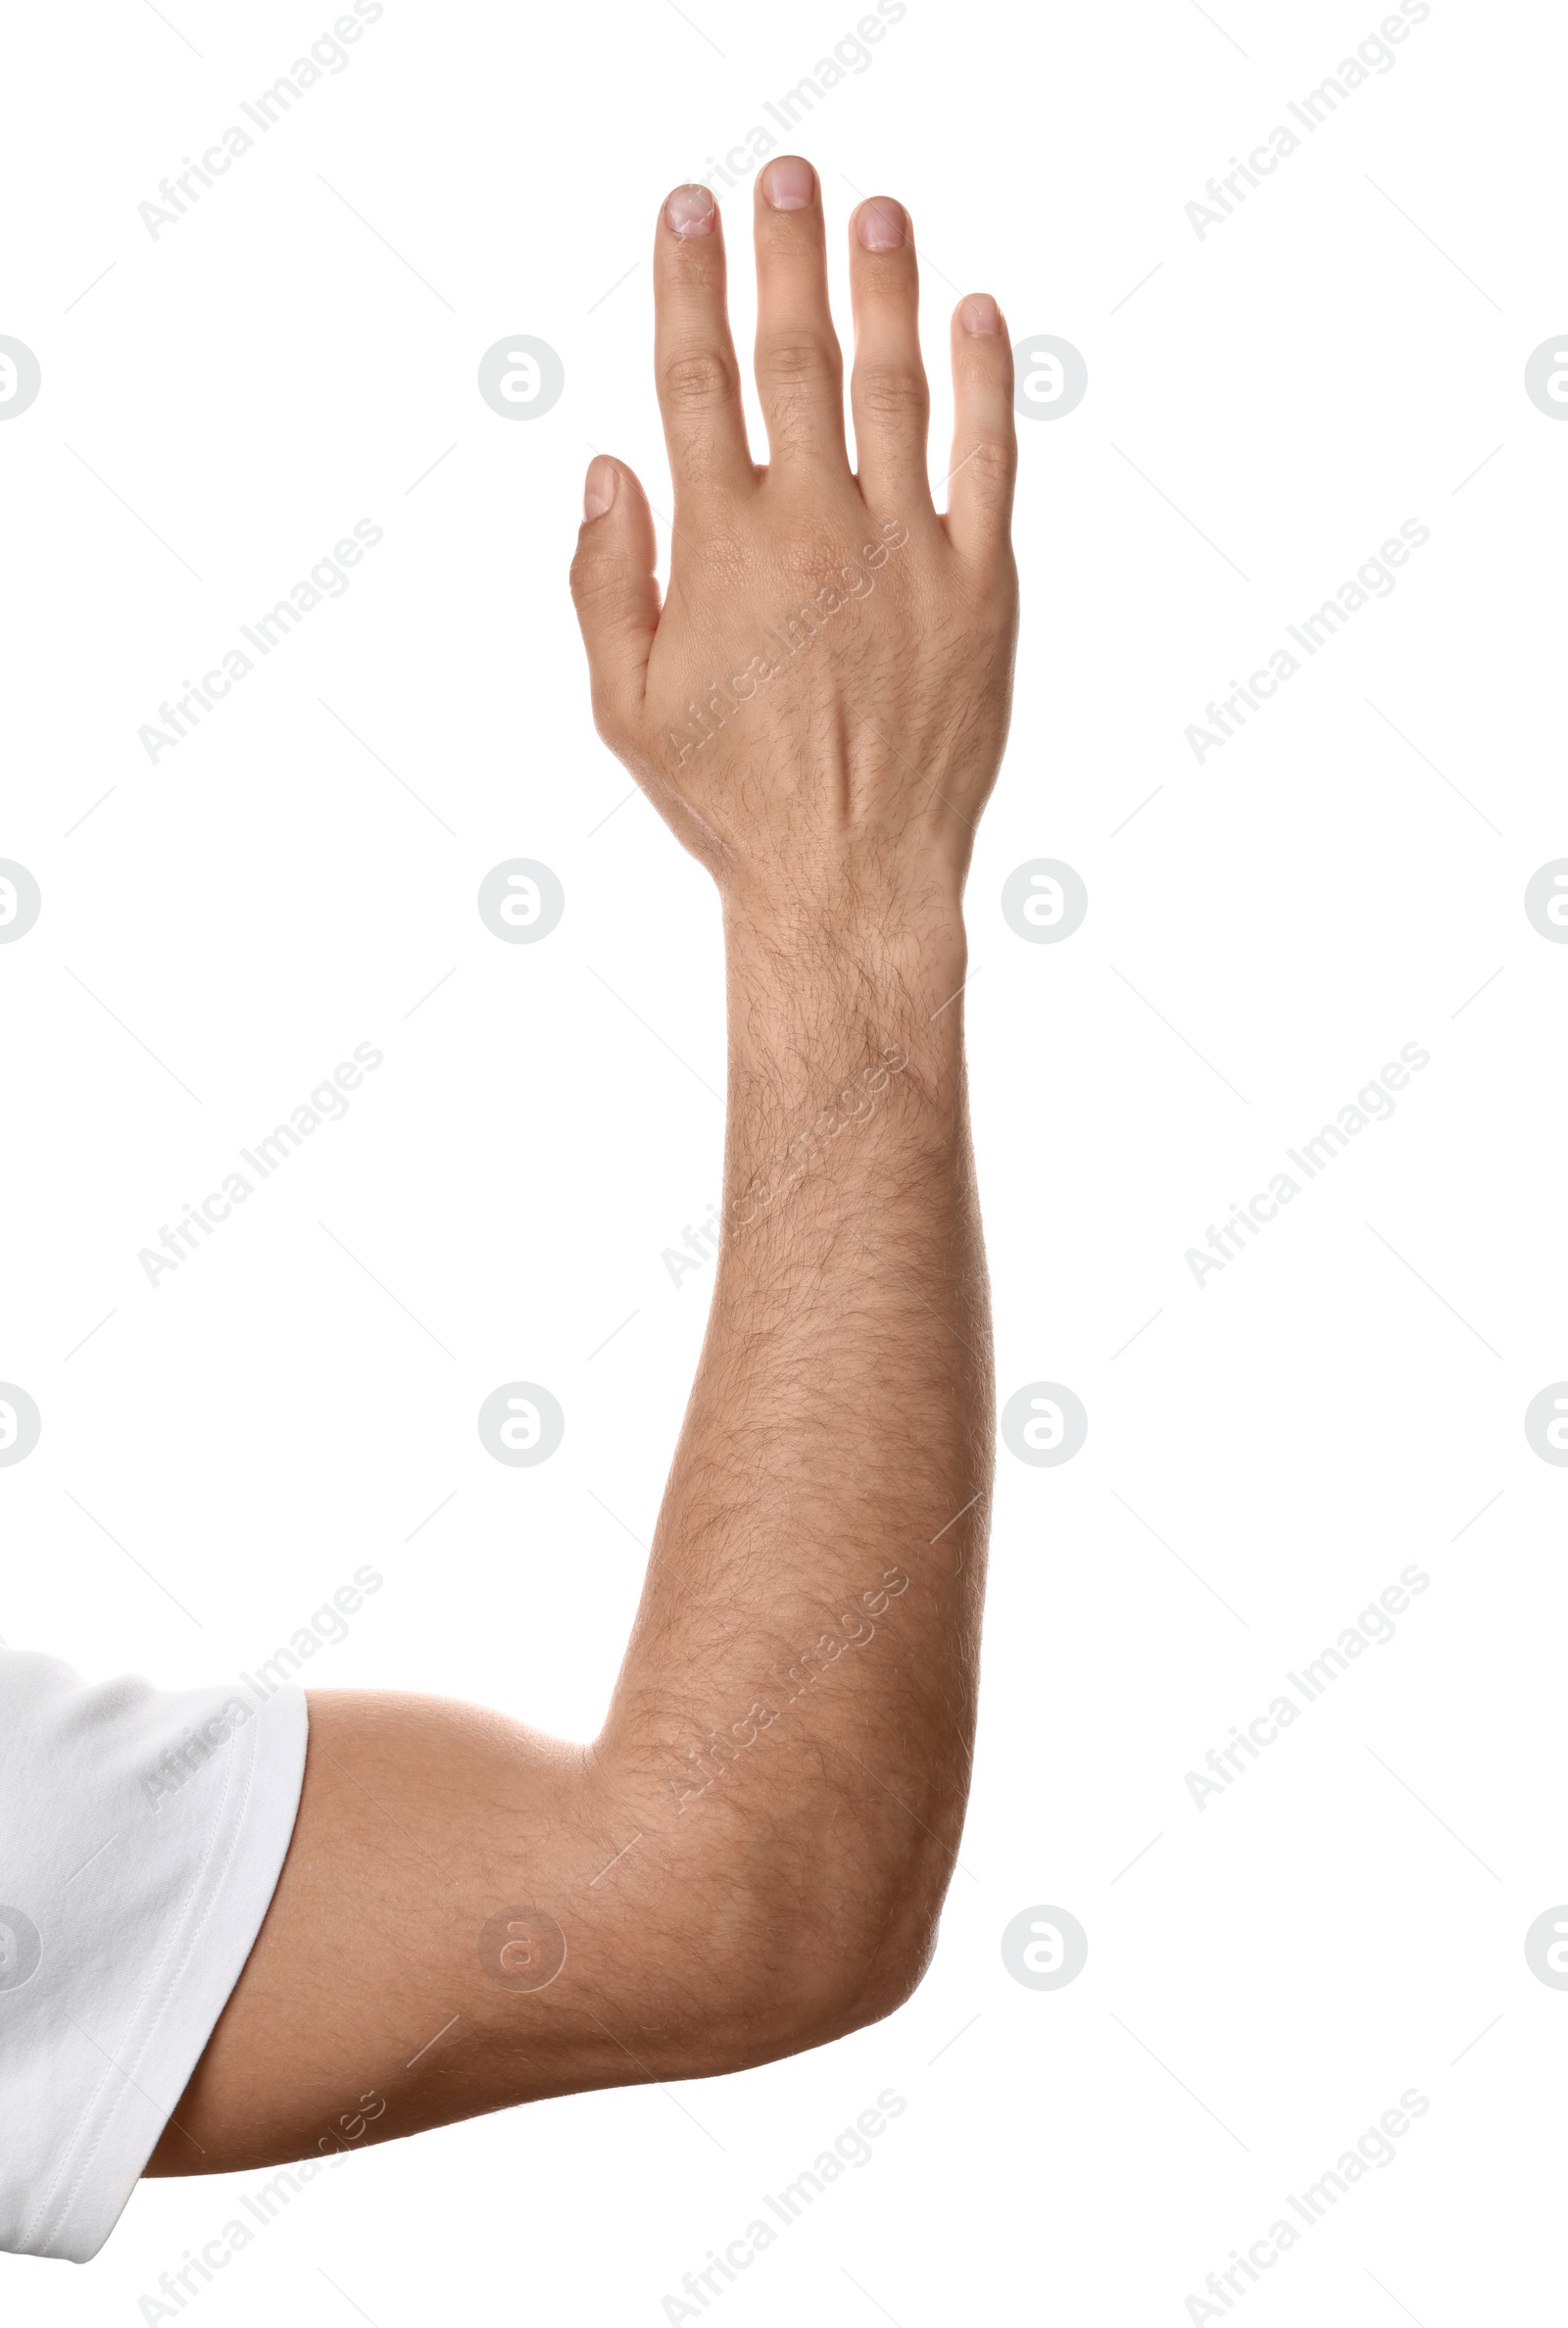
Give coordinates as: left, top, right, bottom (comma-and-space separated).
721, 879, 968, 1028
718, 894, 971, 1242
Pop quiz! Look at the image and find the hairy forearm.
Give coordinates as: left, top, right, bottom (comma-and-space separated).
596, 911, 992, 2028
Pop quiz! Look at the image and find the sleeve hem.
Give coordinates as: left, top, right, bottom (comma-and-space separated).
27, 1684, 309, 2264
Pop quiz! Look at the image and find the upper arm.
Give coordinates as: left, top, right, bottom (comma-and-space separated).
144, 1685, 837, 2176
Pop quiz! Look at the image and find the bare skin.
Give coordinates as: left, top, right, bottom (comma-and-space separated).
147, 155, 1016, 2177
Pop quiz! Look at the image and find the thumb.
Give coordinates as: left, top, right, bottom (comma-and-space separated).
569, 455, 659, 739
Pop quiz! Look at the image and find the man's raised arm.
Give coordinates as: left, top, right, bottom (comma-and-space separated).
148, 157, 1016, 2174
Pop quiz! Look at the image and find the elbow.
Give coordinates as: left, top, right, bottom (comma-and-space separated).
697, 1877, 945, 2076
784, 1912, 939, 2057
582, 1754, 962, 2084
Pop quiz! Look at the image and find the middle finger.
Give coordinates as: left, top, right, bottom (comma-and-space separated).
752, 157, 850, 479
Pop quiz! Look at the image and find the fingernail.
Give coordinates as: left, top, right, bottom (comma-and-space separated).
960, 293, 1000, 337
583, 458, 617, 520
761, 156, 814, 211
665, 184, 716, 238
856, 198, 906, 253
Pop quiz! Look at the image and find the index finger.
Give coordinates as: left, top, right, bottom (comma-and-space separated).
653, 184, 756, 515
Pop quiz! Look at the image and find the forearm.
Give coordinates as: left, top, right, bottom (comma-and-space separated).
596, 909, 992, 2025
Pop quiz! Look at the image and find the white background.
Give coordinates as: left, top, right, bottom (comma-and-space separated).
4, 0, 1566, 2319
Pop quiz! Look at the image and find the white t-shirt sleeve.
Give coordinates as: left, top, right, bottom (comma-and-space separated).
0, 1651, 308, 2263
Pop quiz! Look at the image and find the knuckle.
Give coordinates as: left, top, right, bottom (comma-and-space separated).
586, 669, 644, 750
569, 546, 618, 606
959, 437, 1015, 495
687, 529, 749, 590
589, 689, 627, 750
660, 350, 736, 412
856, 362, 927, 422
760, 336, 837, 390
777, 526, 846, 588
